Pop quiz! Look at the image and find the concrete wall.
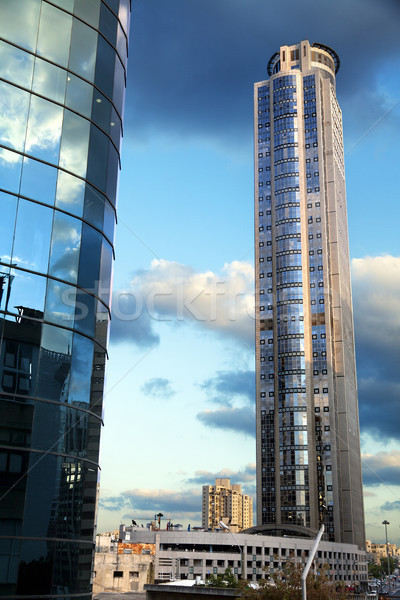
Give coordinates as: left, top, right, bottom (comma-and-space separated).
93, 551, 154, 593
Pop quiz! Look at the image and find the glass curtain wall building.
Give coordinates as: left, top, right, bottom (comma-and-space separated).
254, 41, 365, 549
0, 1, 130, 597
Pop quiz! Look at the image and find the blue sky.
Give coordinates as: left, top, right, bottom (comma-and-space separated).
97, 0, 400, 545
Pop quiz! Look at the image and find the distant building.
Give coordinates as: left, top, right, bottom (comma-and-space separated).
202, 478, 253, 532
366, 540, 400, 563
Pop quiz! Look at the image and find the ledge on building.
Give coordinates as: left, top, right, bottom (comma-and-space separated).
144, 583, 241, 599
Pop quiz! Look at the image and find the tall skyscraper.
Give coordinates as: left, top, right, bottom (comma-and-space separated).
0, 1, 130, 597
254, 41, 365, 549
202, 478, 253, 532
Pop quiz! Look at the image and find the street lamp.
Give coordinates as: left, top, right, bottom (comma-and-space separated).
382, 520, 390, 592
219, 521, 245, 581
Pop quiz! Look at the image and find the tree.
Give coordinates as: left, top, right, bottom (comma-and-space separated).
241, 559, 350, 600
206, 567, 240, 588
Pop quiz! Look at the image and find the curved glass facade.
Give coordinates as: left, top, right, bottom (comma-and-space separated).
0, 1, 130, 597
255, 41, 365, 549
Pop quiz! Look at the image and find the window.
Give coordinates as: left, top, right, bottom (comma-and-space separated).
323, 406, 329, 412
114, 571, 124, 578
129, 571, 139, 577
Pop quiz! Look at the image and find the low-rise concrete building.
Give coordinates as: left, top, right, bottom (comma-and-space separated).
93, 540, 155, 594
121, 525, 368, 588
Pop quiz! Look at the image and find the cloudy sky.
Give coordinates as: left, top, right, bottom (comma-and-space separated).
97, 0, 400, 546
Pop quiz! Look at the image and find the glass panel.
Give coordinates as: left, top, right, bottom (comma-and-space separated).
99, 239, 113, 309
69, 334, 94, 404
69, 18, 98, 81
48, 211, 82, 284
116, 23, 127, 64
32, 58, 67, 104
77, 224, 101, 292
37, 324, 72, 400
20, 158, 58, 206
25, 96, 64, 164
2, 269, 46, 317
112, 55, 125, 116
50, 0, 74, 10
95, 300, 109, 348
106, 142, 119, 203
119, 0, 131, 35
0, 0, 41, 52
59, 110, 90, 178
12, 200, 53, 275
74, 289, 95, 337
36, 3, 73, 68
99, 3, 118, 47
0, 193, 18, 265
86, 124, 109, 191
110, 106, 122, 145
0, 149, 23, 194
94, 36, 115, 99
91, 90, 112, 133
44, 280, 76, 327
83, 184, 105, 230
0, 41, 34, 88
103, 200, 116, 243
75, 0, 101, 28
65, 73, 93, 119
55, 170, 85, 218
0, 82, 30, 152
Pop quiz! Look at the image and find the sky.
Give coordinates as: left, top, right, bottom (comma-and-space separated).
97, 0, 400, 546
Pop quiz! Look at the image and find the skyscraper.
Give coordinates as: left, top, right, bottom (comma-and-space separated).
0, 1, 130, 597
254, 41, 365, 549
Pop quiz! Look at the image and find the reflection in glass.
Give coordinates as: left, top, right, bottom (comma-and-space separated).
100, 3, 118, 48
20, 158, 58, 206
99, 239, 113, 309
25, 96, 63, 164
69, 19, 98, 81
59, 110, 90, 178
44, 280, 76, 327
37, 325, 72, 402
36, 3, 73, 68
2, 271, 47, 317
0, 150, 23, 194
55, 170, 85, 217
94, 35, 115, 99
86, 124, 109, 192
0, 81, 30, 152
75, 0, 101, 28
78, 224, 102, 292
32, 58, 67, 104
0, 0, 41, 52
0, 41, 34, 88
69, 334, 94, 405
0, 193, 18, 265
12, 200, 53, 274
65, 73, 93, 119
74, 289, 95, 337
48, 212, 82, 284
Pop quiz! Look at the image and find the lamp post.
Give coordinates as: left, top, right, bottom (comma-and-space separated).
382, 520, 390, 592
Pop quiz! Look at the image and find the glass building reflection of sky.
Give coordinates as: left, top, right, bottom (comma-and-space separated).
254, 41, 365, 550
0, 1, 130, 597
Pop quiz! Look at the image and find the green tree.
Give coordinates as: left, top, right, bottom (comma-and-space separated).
206, 567, 239, 588
241, 559, 350, 600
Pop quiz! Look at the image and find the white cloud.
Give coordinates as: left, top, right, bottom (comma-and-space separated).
111, 259, 255, 346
